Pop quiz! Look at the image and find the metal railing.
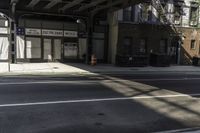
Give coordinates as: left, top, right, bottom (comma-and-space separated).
151, 0, 178, 34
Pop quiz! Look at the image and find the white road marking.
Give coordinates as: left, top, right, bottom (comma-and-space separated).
134, 78, 200, 81
0, 77, 200, 85
154, 127, 200, 133
0, 93, 199, 108
0, 81, 96, 85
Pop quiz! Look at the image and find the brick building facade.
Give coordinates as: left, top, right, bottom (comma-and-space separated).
112, 0, 200, 65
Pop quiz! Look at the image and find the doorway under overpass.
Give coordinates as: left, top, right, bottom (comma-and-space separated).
0, 0, 153, 65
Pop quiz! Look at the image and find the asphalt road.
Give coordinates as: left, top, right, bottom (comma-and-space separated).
0, 73, 200, 133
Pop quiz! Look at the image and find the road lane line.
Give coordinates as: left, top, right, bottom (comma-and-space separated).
133, 78, 200, 81
0, 77, 200, 85
0, 81, 97, 85
0, 93, 199, 108
154, 127, 200, 133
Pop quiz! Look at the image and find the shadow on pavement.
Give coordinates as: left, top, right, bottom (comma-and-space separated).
0, 64, 200, 132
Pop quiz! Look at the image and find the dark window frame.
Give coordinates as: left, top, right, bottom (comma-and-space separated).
140, 3, 152, 22
189, 2, 199, 27
139, 38, 148, 54
123, 7, 133, 22
173, 5, 182, 25
159, 39, 168, 54
191, 40, 196, 50
123, 37, 133, 56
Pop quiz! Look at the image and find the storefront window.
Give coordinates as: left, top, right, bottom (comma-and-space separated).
0, 37, 9, 60
16, 36, 25, 59
26, 37, 41, 59
0, 19, 8, 27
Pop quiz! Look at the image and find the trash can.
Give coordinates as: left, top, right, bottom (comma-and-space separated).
150, 53, 170, 67
192, 56, 200, 66
116, 54, 148, 67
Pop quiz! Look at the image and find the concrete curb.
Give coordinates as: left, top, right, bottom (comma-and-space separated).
1, 70, 200, 77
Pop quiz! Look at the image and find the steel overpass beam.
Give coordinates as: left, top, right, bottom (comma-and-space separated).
60, 0, 85, 11
44, 0, 62, 9
77, 0, 107, 12
27, 0, 41, 8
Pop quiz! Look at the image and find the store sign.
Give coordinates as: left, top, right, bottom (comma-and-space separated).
0, 27, 9, 34
64, 31, 78, 38
26, 28, 41, 36
42, 29, 63, 37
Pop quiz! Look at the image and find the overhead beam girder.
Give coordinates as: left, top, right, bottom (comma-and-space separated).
92, 0, 124, 14
60, 0, 85, 11
77, 0, 107, 12
27, 0, 41, 8
92, 0, 143, 15
9, 0, 145, 16
44, 0, 62, 9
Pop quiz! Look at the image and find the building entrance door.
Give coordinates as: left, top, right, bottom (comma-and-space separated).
43, 38, 52, 61
53, 39, 62, 60
64, 42, 78, 59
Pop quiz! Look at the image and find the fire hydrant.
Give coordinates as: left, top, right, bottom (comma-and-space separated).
91, 54, 97, 66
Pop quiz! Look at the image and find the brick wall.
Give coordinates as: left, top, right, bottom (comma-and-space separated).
177, 27, 200, 65
117, 23, 172, 55
117, 23, 200, 65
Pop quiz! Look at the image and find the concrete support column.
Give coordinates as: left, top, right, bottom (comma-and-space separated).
86, 15, 94, 64
9, 1, 17, 64
107, 11, 119, 64
9, 20, 17, 64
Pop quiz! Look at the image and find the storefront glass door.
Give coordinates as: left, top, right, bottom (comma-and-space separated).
64, 42, 78, 59
53, 39, 62, 60
43, 39, 52, 60
26, 37, 41, 59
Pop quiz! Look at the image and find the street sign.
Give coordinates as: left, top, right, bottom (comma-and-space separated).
64, 31, 78, 38
17, 27, 25, 35
25, 28, 41, 36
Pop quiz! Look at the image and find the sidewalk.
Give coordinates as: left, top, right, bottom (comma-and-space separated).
1, 62, 200, 76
